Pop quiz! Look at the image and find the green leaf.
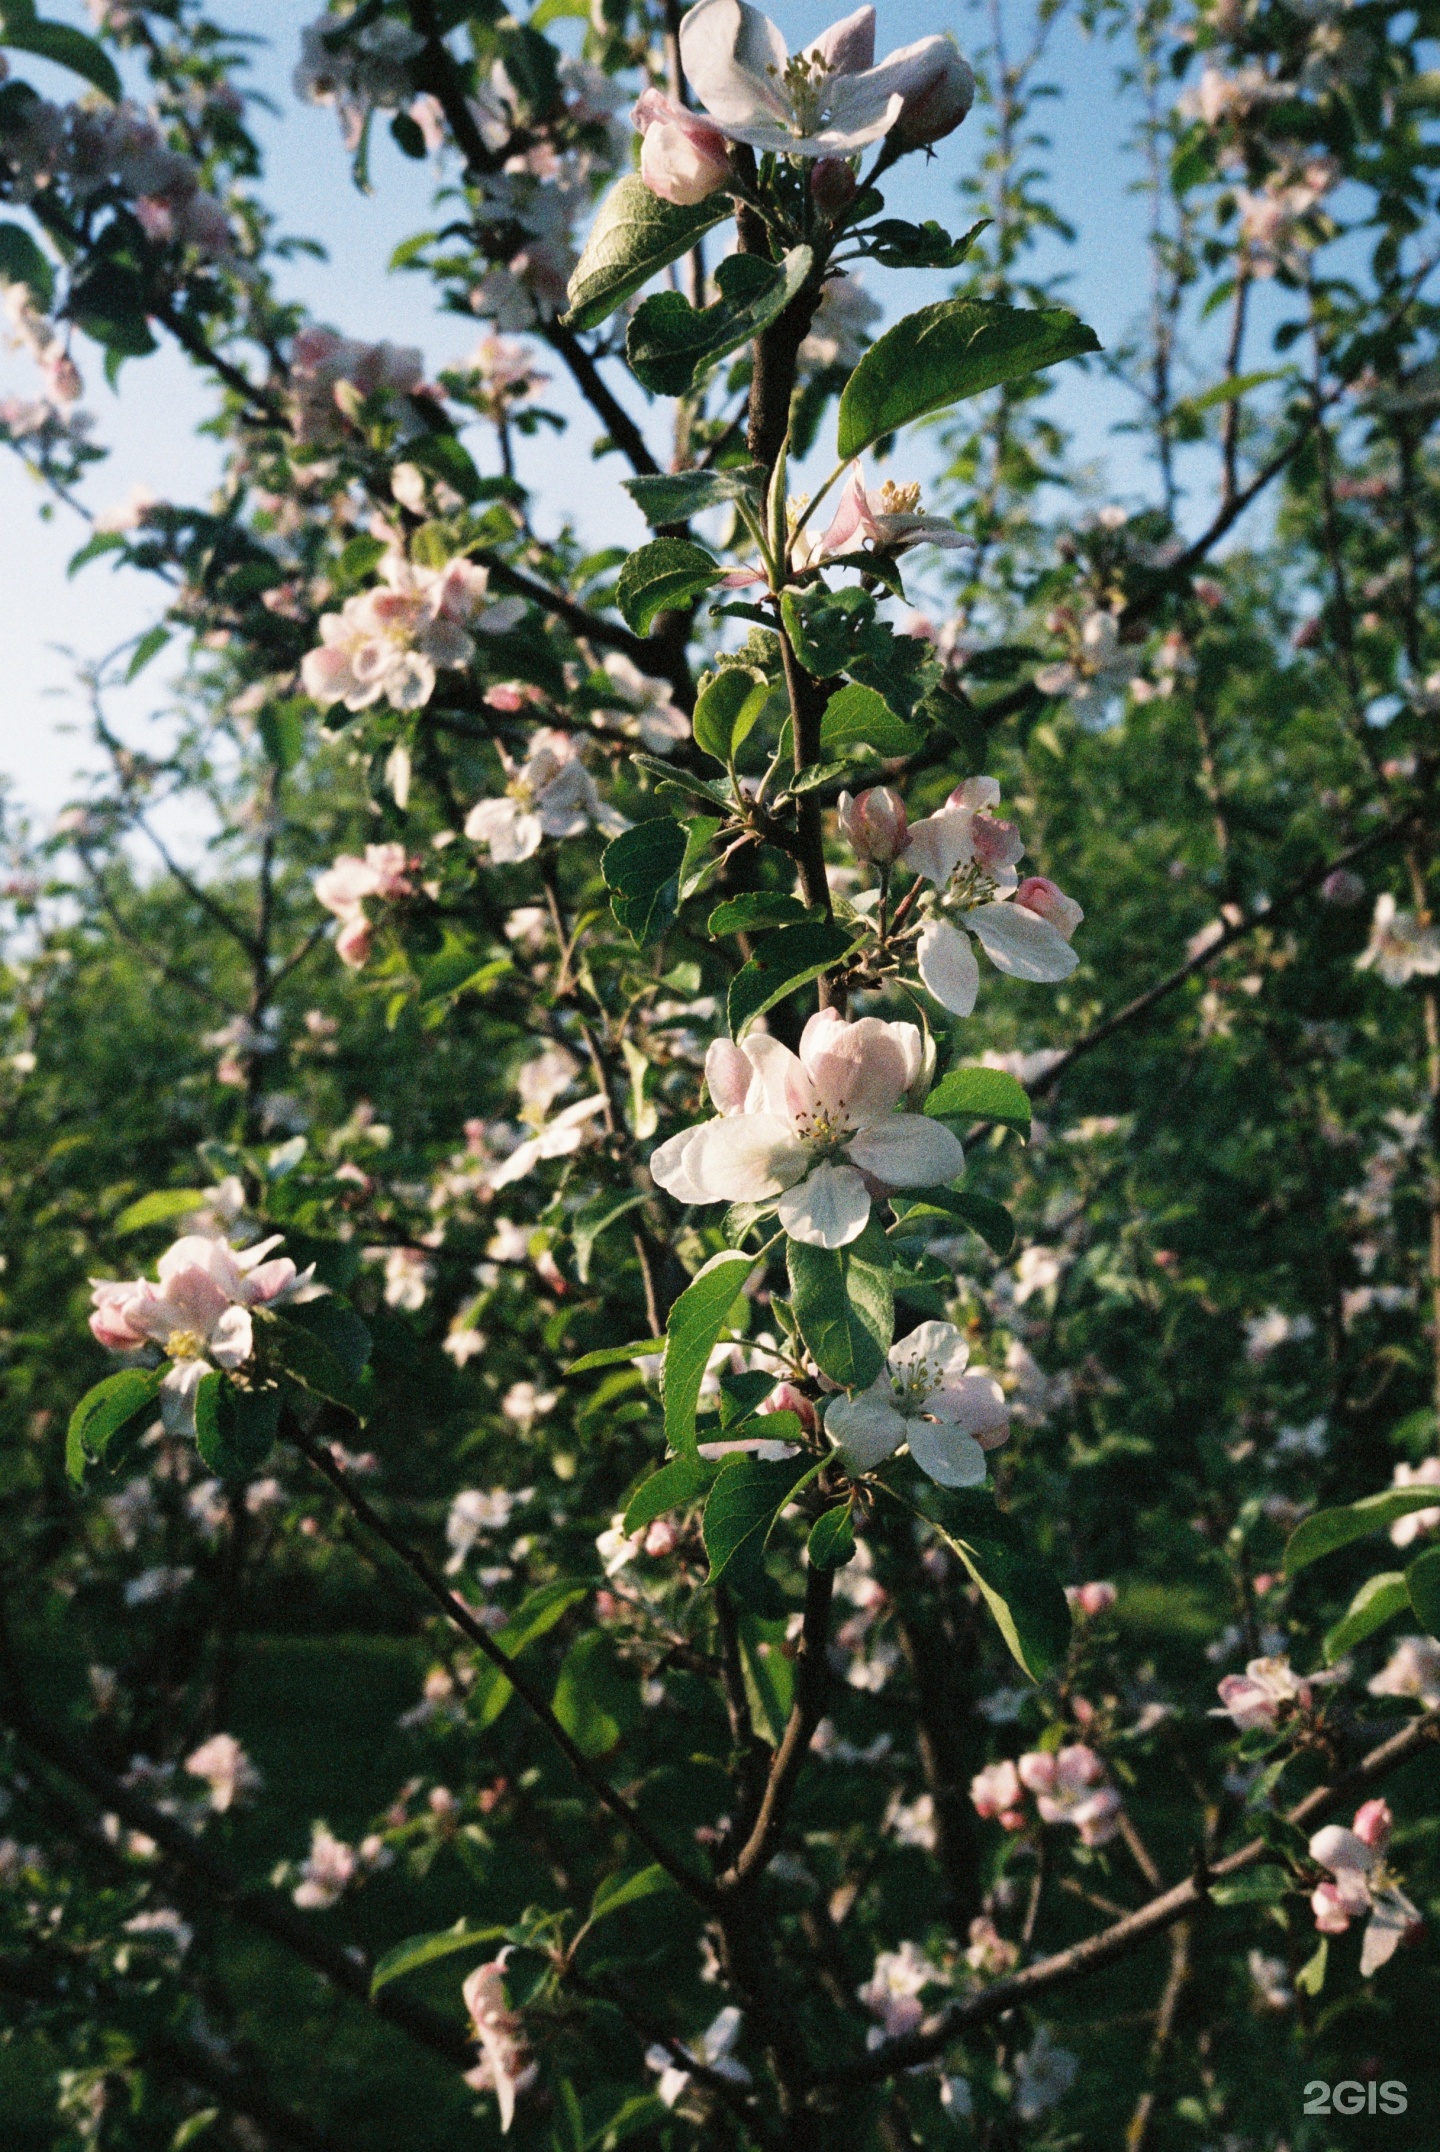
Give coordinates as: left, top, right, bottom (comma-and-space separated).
921, 1489, 1073, 1681
565, 173, 732, 332
572, 1190, 650, 1285
862, 215, 989, 271
662, 1250, 757, 1454
564, 1340, 661, 1375
623, 1453, 714, 1535
66, 1367, 164, 1486
268, 1311, 361, 1414
702, 1452, 820, 1612
692, 665, 770, 764
615, 539, 723, 634
708, 893, 807, 936
171, 2109, 221, 2149
820, 681, 923, 757
2, 20, 121, 101
788, 1224, 893, 1391
113, 1188, 206, 1236
587, 1863, 675, 1926
369, 1918, 508, 1997
0, 220, 53, 308
627, 246, 812, 396
837, 298, 1101, 459
194, 1377, 280, 1480
277, 1294, 371, 1386
1323, 1572, 1410, 1663
125, 626, 170, 682
727, 919, 859, 1038
552, 1629, 635, 1756
623, 464, 765, 528
471, 1579, 593, 1730
925, 1066, 1031, 1137
603, 817, 687, 945
257, 698, 307, 773
1295, 1936, 1328, 1996
889, 1189, 1016, 1259
807, 1502, 856, 1571
677, 814, 723, 903
1284, 1487, 1440, 1575
408, 429, 485, 504
1405, 1545, 1440, 1637
738, 1611, 794, 1743
1209, 1866, 1290, 1907
779, 586, 937, 718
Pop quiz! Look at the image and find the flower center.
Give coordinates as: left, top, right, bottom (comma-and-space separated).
775, 50, 834, 135
167, 1329, 207, 1361
794, 1103, 853, 1156
890, 1356, 938, 1412
506, 776, 536, 807
878, 480, 922, 516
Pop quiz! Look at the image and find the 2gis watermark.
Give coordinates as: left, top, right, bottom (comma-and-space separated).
1302, 2081, 1408, 2117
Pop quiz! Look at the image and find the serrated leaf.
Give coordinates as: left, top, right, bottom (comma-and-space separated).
1405, 1544, 1440, 1637
678, 814, 723, 902
615, 539, 723, 634
807, 1502, 856, 1570
1323, 1572, 1410, 1663
195, 1378, 280, 1480
692, 665, 770, 764
837, 298, 1101, 459
268, 1311, 360, 1414
708, 893, 807, 936
408, 430, 484, 504
662, 1250, 757, 1454
820, 680, 923, 757
728, 919, 859, 1037
1284, 1487, 1440, 1575
703, 1452, 820, 1612
67, 1367, 164, 1486
623, 464, 765, 527
921, 1488, 1072, 1681
627, 246, 811, 396
603, 817, 687, 945
369, 1919, 508, 1997
623, 1453, 714, 1534
565, 173, 731, 332
787, 1224, 892, 1391
889, 1189, 1015, 1259
924, 1066, 1031, 1137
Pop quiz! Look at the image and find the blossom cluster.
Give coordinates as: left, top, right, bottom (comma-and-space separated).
300, 549, 525, 714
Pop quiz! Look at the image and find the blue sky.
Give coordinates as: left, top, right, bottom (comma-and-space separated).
1, 1, 1214, 824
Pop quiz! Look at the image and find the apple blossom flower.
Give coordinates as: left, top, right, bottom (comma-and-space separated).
464, 729, 627, 864
649, 1011, 963, 1249
487, 1093, 609, 1191
856, 1941, 944, 2043
1356, 892, 1440, 987
1014, 2026, 1078, 2121
799, 272, 881, 370
295, 14, 425, 152
1368, 1634, 1440, 1709
594, 652, 691, 753
184, 1733, 262, 1813
301, 551, 524, 715
632, 87, 732, 206
970, 1759, 1025, 1827
289, 326, 424, 445
825, 1321, 1009, 1487
1211, 1654, 1310, 1731
462, 1952, 537, 2132
1017, 1745, 1121, 1845
838, 786, 908, 865
314, 842, 415, 970
645, 2005, 751, 2106
89, 1234, 315, 1438
292, 1823, 358, 1908
678, 2, 972, 161
796, 467, 967, 570
445, 1487, 530, 1572
1309, 1803, 1422, 1974
1034, 609, 1141, 711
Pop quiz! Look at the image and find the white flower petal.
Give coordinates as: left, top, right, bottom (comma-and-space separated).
209, 1304, 254, 1370
968, 900, 1079, 984
844, 1113, 964, 1189
927, 1371, 1008, 1445
679, 0, 791, 129
907, 1419, 989, 1488
777, 1159, 871, 1247
649, 1124, 715, 1206
826, 1386, 907, 1472
1360, 1887, 1420, 1975
888, 1320, 968, 1382
689, 1112, 807, 1202
916, 919, 979, 1015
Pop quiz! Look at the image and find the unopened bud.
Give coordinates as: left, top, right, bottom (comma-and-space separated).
891, 39, 975, 153
760, 1381, 817, 1436
1320, 868, 1364, 907
837, 786, 908, 865
810, 156, 858, 216
1014, 875, 1084, 941
643, 1519, 679, 1557
633, 89, 731, 208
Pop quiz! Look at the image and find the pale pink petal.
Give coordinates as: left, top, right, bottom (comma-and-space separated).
826, 1382, 906, 1472
844, 1113, 964, 1189
688, 1112, 808, 1202
907, 1419, 988, 1487
777, 1158, 872, 1247
968, 900, 1079, 984
916, 920, 979, 1015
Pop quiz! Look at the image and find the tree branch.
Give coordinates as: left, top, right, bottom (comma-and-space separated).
718, 1564, 834, 1891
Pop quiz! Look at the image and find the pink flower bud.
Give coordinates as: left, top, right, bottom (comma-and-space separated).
644, 1519, 678, 1557
1066, 1581, 1116, 1618
335, 912, 373, 970
760, 1381, 817, 1436
1193, 577, 1225, 609
1321, 868, 1364, 907
891, 41, 975, 152
1015, 875, 1084, 941
837, 786, 908, 865
1352, 1798, 1392, 1851
632, 90, 731, 208
1311, 1880, 1353, 1934
810, 157, 858, 216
